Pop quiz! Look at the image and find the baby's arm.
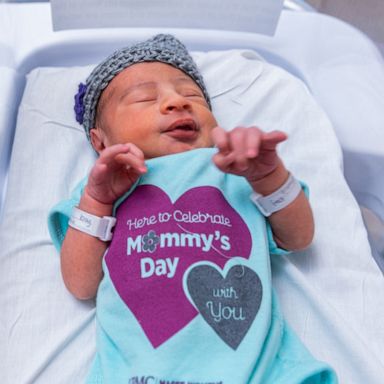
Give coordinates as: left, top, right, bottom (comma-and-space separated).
212, 126, 314, 251
61, 144, 147, 300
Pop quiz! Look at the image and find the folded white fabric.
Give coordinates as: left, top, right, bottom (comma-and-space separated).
1, 49, 383, 384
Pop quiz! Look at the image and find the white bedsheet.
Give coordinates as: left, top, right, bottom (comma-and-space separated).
1, 48, 383, 383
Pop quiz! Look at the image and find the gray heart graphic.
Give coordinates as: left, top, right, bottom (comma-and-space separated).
186, 264, 262, 350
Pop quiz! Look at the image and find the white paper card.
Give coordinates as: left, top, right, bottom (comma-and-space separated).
51, 0, 283, 36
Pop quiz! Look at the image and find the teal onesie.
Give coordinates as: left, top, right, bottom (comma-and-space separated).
48, 148, 337, 384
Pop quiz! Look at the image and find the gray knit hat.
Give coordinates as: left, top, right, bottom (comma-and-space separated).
74, 34, 211, 141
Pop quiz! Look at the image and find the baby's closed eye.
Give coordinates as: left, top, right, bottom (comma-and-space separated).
179, 87, 204, 98
127, 91, 158, 104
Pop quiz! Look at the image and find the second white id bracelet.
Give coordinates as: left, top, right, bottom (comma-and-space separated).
250, 173, 302, 217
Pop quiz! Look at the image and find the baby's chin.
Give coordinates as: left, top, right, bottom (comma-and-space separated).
170, 141, 214, 154
145, 141, 214, 159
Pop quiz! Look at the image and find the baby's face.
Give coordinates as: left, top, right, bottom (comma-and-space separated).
90, 62, 217, 158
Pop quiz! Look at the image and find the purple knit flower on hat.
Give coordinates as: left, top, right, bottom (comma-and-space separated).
74, 82, 87, 124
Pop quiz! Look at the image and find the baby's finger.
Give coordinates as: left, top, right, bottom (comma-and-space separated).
98, 143, 131, 166
115, 151, 147, 174
261, 130, 287, 150
211, 126, 230, 154
244, 126, 262, 158
124, 142, 145, 160
212, 151, 236, 171
227, 127, 249, 170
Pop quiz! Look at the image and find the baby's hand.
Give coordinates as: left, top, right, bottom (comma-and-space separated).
86, 143, 147, 205
211, 126, 287, 183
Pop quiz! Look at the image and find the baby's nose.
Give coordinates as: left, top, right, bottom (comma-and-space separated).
161, 92, 192, 113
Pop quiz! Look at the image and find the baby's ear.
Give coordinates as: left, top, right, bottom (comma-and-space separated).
90, 128, 105, 154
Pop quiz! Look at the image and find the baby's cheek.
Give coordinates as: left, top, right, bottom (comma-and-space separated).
203, 134, 215, 147
203, 124, 217, 146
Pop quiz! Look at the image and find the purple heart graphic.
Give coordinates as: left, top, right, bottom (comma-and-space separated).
105, 185, 252, 348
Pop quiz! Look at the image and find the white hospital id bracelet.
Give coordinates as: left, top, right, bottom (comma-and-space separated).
250, 173, 302, 217
69, 207, 116, 241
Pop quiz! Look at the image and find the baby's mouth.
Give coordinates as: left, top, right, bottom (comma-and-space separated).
164, 119, 199, 141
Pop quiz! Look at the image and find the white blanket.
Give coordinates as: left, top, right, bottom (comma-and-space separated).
1, 50, 383, 383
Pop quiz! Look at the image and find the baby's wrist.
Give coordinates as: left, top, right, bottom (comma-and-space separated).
248, 161, 289, 196
79, 187, 114, 217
